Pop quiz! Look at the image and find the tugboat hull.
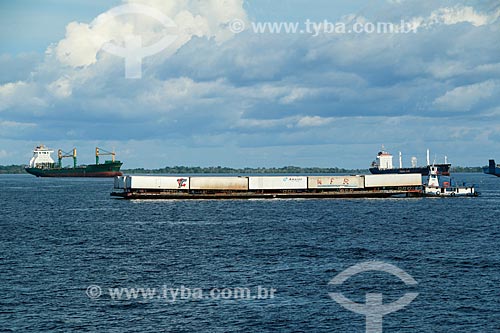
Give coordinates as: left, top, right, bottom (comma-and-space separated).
424, 186, 478, 197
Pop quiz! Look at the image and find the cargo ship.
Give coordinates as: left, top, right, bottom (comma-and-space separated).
483, 159, 500, 177
369, 147, 451, 176
25, 145, 123, 177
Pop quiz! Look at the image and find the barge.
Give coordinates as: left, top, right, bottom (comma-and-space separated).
111, 174, 424, 199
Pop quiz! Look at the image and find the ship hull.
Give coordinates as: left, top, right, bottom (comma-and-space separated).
25, 162, 123, 178
483, 160, 500, 177
111, 190, 423, 200
369, 164, 451, 176
483, 167, 500, 177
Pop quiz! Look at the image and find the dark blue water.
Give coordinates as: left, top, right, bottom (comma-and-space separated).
1, 174, 499, 332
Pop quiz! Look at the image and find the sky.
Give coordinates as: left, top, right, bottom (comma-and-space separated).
0, 0, 499, 168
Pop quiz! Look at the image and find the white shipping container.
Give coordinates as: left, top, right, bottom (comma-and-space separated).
126, 176, 190, 190
189, 177, 248, 190
114, 176, 128, 189
249, 176, 308, 190
364, 174, 422, 188
308, 176, 364, 189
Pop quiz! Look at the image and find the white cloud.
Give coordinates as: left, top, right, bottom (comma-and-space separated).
0, 120, 36, 129
0, 53, 40, 85
54, 21, 111, 67
296, 116, 335, 128
433, 81, 498, 112
234, 117, 293, 129
0, 81, 46, 111
432, 6, 489, 26
280, 88, 316, 105
0, 121, 37, 140
47, 77, 73, 98
0, 81, 28, 103
410, 5, 499, 30
52, 0, 247, 68
426, 60, 467, 79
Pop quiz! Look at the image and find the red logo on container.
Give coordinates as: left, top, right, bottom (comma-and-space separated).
177, 178, 188, 188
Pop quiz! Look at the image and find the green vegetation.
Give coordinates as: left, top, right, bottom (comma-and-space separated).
450, 166, 483, 173
123, 166, 369, 174
125, 165, 485, 174
0, 164, 486, 174
0, 165, 27, 174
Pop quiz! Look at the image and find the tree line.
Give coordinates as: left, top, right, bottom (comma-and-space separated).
122, 166, 368, 174
0, 164, 485, 174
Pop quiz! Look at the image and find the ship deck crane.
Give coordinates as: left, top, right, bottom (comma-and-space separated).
58, 148, 77, 168
95, 147, 116, 165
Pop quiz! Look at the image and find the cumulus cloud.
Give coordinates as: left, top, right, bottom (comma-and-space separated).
47, 77, 73, 98
52, 0, 247, 68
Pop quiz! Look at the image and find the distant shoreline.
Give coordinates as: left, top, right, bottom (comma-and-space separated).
0, 165, 485, 175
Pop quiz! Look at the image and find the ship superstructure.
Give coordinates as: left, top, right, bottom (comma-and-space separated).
28, 145, 56, 169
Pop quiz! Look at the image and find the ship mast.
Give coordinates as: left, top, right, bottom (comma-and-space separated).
95, 147, 116, 165
58, 148, 77, 168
